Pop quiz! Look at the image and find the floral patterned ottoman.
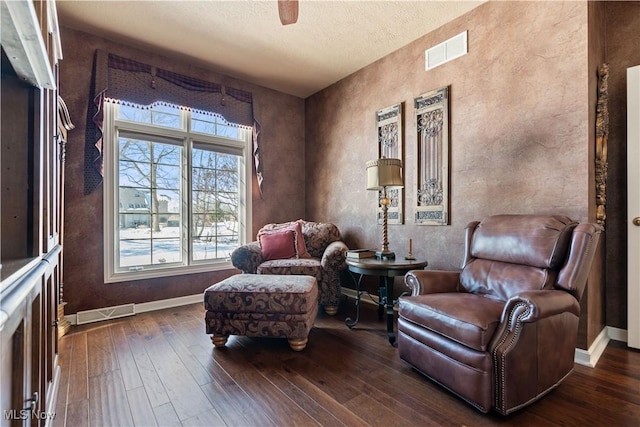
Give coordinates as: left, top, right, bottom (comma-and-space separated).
204, 274, 318, 351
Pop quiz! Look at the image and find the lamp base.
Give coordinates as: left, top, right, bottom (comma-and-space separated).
375, 250, 396, 261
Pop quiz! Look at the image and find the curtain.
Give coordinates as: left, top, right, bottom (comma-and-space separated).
88, 49, 263, 193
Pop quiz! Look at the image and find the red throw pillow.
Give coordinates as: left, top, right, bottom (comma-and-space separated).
258, 221, 311, 258
290, 221, 311, 258
259, 229, 297, 260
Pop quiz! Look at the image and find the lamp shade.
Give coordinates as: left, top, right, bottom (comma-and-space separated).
366, 158, 403, 190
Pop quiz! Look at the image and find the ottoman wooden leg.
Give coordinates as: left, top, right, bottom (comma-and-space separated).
288, 337, 308, 351
211, 335, 228, 348
324, 305, 338, 316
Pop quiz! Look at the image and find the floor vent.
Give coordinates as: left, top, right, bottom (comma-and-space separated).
425, 30, 468, 71
76, 303, 135, 325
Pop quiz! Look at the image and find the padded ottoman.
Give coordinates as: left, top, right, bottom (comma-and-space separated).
204, 274, 318, 351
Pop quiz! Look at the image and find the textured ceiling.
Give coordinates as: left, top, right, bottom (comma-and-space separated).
56, 1, 484, 98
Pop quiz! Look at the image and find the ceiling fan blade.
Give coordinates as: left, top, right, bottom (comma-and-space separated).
278, 0, 298, 25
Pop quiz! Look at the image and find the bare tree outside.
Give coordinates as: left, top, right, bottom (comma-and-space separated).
119, 139, 180, 233
114, 102, 243, 267
192, 148, 239, 242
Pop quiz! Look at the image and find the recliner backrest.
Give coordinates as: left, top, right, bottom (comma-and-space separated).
459, 215, 578, 301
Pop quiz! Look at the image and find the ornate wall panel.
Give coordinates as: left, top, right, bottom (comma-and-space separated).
376, 103, 404, 224
414, 87, 450, 225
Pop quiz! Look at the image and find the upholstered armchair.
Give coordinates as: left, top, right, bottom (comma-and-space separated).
231, 220, 348, 315
398, 215, 602, 414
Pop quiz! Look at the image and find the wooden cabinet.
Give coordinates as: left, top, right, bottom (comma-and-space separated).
1, 1, 64, 425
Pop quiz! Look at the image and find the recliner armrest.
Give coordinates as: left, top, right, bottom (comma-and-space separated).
491, 289, 580, 352
321, 240, 348, 270
404, 270, 460, 296
491, 289, 581, 414
230, 241, 263, 273
499, 290, 580, 326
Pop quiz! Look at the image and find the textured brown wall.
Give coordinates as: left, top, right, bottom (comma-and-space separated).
307, 1, 591, 260
306, 2, 597, 346
59, 27, 305, 313
604, 1, 640, 329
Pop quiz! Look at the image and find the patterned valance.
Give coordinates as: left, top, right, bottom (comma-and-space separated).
86, 50, 263, 194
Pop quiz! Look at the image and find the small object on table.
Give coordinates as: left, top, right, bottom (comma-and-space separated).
405, 238, 416, 260
345, 249, 376, 259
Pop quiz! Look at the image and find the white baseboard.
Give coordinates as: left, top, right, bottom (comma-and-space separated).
607, 326, 628, 342
135, 293, 203, 314
574, 327, 609, 367
574, 326, 630, 367
66, 293, 203, 326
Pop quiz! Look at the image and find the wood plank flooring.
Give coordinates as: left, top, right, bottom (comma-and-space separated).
53, 299, 640, 426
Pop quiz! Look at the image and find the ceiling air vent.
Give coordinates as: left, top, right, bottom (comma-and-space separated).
425, 31, 468, 71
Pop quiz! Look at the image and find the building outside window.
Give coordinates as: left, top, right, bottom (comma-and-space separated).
102, 100, 252, 282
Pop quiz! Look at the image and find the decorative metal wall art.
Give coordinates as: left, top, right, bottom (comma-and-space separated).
414, 87, 450, 225
376, 103, 404, 225
595, 63, 609, 227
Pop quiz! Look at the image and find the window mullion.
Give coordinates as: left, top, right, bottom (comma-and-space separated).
184, 140, 192, 266
183, 107, 191, 132
180, 109, 193, 265
104, 102, 118, 281
113, 119, 186, 141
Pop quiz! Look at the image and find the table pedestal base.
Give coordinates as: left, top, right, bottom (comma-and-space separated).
345, 273, 400, 346
344, 258, 428, 347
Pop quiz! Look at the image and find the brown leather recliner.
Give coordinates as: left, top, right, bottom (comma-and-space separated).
398, 214, 602, 415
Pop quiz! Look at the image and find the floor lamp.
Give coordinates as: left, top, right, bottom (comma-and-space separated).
366, 158, 403, 260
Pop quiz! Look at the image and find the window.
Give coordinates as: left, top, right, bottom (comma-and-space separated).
103, 100, 252, 282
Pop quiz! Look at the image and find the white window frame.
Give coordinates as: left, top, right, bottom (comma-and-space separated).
103, 101, 252, 283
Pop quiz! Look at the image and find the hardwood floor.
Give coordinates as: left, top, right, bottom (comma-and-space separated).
53, 299, 640, 426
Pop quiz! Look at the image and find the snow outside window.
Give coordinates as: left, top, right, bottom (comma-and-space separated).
102, 100, 252, 283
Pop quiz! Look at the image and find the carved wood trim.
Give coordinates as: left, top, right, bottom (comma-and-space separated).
595, 64, 609, 227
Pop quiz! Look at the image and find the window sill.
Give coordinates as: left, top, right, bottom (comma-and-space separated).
105, 260, 234, 284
